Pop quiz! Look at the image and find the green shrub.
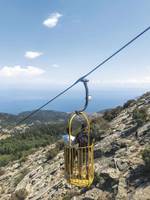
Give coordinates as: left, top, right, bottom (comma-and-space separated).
91, 117, 110, 141
0, 122, 65, 166
56, 139, 65, 151
123, 99, 136, 109
133, 108, 147, 126
103, 106, 123, 121
46, 147, 59, 161
0, 168, 5, 176
63, 191, 79, 200
10, 188, 28, 200
19, 156, 27, 163
14, 168, 29, 187
93, 172, 104, 185
97, 193, 112, 200
142, 146, 150, 171
0, 155, 12, 167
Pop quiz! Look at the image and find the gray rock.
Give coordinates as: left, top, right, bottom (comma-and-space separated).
116, 177, 128, 200
132, 184, 150, 200
116, 160, 129, 172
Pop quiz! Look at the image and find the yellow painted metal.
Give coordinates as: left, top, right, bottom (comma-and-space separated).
64, 112, 94, 187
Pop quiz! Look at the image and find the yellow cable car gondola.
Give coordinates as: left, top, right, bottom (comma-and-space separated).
64, 79, 94, 187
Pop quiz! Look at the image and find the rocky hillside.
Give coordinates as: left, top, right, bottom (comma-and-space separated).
0, 92, 149, 200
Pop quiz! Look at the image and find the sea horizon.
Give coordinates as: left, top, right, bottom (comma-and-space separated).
0, 88, 149, 114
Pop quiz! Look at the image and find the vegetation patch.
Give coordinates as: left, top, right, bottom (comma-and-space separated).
0, 154, 13, 167
93, 172, 103, 185
46, 147, 59, 161
56, 139, 65, 151
103, 106, 123, 122
133, 108, 148, 127
14, 168, 29, 187
123, 99, 136, 109
93, 172, 118, 193
142, 145, 150, 171
0, 168, 5, 176
91, 117, 110, 141
63, 191, 79, 200
10, 188, 28, 200
0, 123, 65, 167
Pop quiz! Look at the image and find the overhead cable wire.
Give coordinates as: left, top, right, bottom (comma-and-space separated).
15, 26, 150, 126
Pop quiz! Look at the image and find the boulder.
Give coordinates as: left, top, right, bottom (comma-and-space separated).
79, 188, 112, 200
132, 184, 150, 200
95, 168, 119, 194
116, 160, 129, 172
116, 177, 128, 200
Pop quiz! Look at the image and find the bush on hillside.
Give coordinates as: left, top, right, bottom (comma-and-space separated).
63, 191, 79, 200
103, 106, 123, 122
46, 147, 59, 161
93, 172, 103, 185
0, 155, 13, 167
56, 139, 65, 151
133, 108, 147, 127
91, 117, 110, 141
142, 146, 150, 171
0, 122, 65, 167
10, 188, 28, 200
14, 168, 29, 187
123, 99, 136, 109
0, 168, 5, 176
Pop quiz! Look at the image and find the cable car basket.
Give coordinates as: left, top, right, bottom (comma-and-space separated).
64, 112, 94, 187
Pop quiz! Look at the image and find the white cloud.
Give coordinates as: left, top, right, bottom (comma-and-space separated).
91, 77, 150, 87
25, 51, 43, 59
0, 65, 69, 90
0, 65, 45, 78
51, 64, 60, 68
43, 12, 62, 28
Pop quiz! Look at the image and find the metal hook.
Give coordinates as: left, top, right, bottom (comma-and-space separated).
75, 78, 89, 114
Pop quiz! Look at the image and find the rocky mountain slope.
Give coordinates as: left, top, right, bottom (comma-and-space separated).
0, 92, 149, 200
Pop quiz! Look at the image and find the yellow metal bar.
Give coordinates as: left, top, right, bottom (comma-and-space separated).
71, 147, 74, 179
64, 148, 67, 174
78, 148, 80, 179
81, 147, 83, 179
68, 112, 91, 145
69, 147, 71, 178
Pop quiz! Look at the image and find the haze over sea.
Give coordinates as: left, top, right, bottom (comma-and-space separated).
0, 88, 148, 114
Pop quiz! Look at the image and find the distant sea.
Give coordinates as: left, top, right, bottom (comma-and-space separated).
0, 88, 149, 114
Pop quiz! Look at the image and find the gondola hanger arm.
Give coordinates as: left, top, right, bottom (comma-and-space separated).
75, 78, 90, 113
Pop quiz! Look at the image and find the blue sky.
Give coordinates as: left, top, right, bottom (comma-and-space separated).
0, 0, 150, 113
